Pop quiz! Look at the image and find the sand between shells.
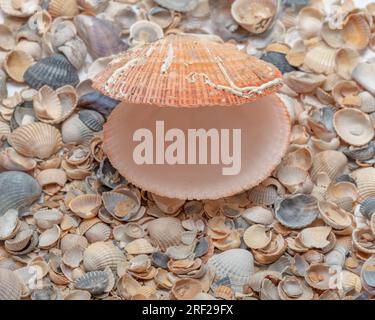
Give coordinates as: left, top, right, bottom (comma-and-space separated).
1, 0, 375, 300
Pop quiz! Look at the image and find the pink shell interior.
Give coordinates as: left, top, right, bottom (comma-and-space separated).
104, 94, 291, 200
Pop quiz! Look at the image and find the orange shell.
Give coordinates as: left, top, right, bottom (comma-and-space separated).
93, 34, 282, 107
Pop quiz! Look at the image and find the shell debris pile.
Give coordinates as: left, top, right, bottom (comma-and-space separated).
0, 0, 375, 300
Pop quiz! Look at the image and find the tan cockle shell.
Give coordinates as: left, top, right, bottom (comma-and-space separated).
231, 0, 279, 34
48, 0, 79, 17
352, 167, 375, 202
335, 48, 360, 80
311, 150, 347, 183
352, 228, 375, 254
129, 20, 164, 46
171, 278, 202, 300
33, 85, 78, 124
252, 233, 286, 264
0, 209, 19, 240
125, 238, 155, 255
303, 43, 336, 75
151, 194, 185, 214
318, 201, 352, 230
333, 108, 374, 146
36, 168, 67, 195
38, 224, 61, 249
243, 224, 272, 250
297, 6, 323, 40
298, 226, 332, 249
332, 80, 361, 108
342, 13, 371, 50
147, 217, 184, 251
0, 24, 15, 50
83, 241, 125, 271
4, 50, 34, 83
69, 194, 102, 219
33, 209, 63, 229
0, 0, 39, 17
0, 268, 23, 300
278, 276, 314, 300
242, 206, 274, 225
305, 263, 336, 290
0, 147, 36, 171
8, 122, 62, 159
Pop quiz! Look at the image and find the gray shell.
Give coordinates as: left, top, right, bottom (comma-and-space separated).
154, 0, 200, 12
275, 194, 319, 229
75, 271, 109, 295
0, 69, 7, 100
260, 52, 296, 74
360, 197, 375, 219
24, 54, 79, 90
194, 237, 209, 258
0, 171, 42, 217
343, 141, 375, 161
78, 109, 105, 132
74, 15, 128, 59
151, 251, 169, 269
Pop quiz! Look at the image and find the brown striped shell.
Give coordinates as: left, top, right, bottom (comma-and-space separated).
93, 34, 282, 107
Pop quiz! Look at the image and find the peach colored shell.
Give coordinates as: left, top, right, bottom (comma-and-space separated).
92, 34, 283, 107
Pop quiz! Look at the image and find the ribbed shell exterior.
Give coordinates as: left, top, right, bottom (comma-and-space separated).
147, 217, 184, 251
0, 268, 22, 300
24, 54, 79, 90
207, 248, 254, 293
83, 241, 125, 271
352, 167, 375, 202
0, 171, 42, 216
78, 109, 105, 132
8, 122, 62, 159
93, 34, 282, 107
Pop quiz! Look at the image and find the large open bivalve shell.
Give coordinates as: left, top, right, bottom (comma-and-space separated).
93, 35, 289, 200
0, 268, 23, 300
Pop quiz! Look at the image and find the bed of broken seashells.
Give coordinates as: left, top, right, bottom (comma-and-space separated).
1, 0, 375, 300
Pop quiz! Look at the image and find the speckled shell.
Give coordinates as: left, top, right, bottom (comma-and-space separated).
24, 54, 79, 90
0, 171, 41, 216
83, 241, 125, 271
0, 268, 22, 300
8, 122, 62, 159
93, 34, 282, 107
147, 217, 184, 251
207, 249, 254, 293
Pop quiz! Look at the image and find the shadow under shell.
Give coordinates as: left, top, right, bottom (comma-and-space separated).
103, 94, 291, 200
